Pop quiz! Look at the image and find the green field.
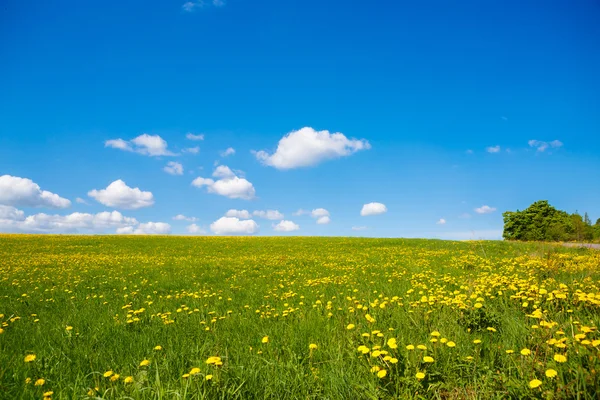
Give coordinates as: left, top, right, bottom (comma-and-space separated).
1, 235, 599, 399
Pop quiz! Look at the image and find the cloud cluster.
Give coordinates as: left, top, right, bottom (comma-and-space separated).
210, 217, 259, 235
360, 202, 387, 216
253, 210, 284, 220
254, 127, 370, 169
164, 161, 184, 175
294, 208, 331, 224
105, 134, 175, 156
192, 166, 256, 200
186, 223, 206, 234
0, 175, 71, 209
486, 145, 501, 153
221, 147, 235, 157
117, 222, 171, 235
173, 214, 197, 222
272, 220, 299, 232
528, 140, 563, 152
186, 133, 204, 141
436, 218, 446, 225
88, 180, 154, 209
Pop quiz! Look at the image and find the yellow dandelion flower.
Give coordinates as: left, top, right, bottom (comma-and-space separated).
357, 345, 370, 354
24, 354, 36, 363
370, 366, 380, 373
140, 359, 150, 367
446, 341, 456, 348
474, 303, 483, 308
110, 374, 120, 382
262, 336, 269, 343
377, 369, 387, 378
486, 327, 497, 332
545, 369, 557, 378
423, 356, 434, 363
554, 354, 567, 363
346, 324, 355, 330
417, 345, 427, 350
506, 350, 514, 354
182, 373, 190, 379
34, 379, 45, 386
529, 379, 542, 389
309, 343, 318, 350
473, 339, 482, 344
124, 376, 134, 384
66, 326, 73, 331
25, 378, 31, 384
520, 348, 531, 356
387, 338, 398, 349
406, 344, 415, 350
390, 357, 398, 364
43, 391, 54, 396
190, 367, 201, 375
154, 345, 163, 351
103, 370, 113, 378
205, 374, 213, 381
430, 331, 441, 337
416, 372, 425, 380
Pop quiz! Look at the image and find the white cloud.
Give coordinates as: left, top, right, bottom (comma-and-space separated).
311, 208, 330, 218
316, 216, 331, 224
360, 202, 387, 216
164, 161, 184, 175
173, 214, 197, 222
192, 166, 256, 200
187, 223, 206, 234
474, 205, 497, 214
352, 226, 367, 231
254, 127, 370, 169
0, 175, 71, 209
88, 180, 154, 209
117, 222, 171, 235
183, 147, 200, 155
186, 133, 204, 140
75, 197, 88, 205
210, 217, 259, 235
105, 134, 175, 157
220, 147, 235, 157
273, 220, 299, 232
437, 218, 446, 225
486, 145, 501, 153
0, 208, 138, 233
213, 165, 236, 179
528, 139, 563, 152
253, 210, 284, 220
225, 209, 251, 219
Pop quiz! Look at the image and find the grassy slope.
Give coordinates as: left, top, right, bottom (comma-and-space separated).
0, 235, 599, 399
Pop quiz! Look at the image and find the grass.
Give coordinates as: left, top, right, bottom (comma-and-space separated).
1, 235, 599, 399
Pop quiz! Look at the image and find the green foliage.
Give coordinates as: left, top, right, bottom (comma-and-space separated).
503, 200, 598, 242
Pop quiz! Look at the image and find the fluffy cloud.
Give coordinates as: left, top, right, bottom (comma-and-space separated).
210, 217, 259, 235
186, 223, 206, 234
225, 209, 251, 219
311, 208, 329, 218
486, 145, 501, 153
0, 175, 71, 209
316, 216, 331, 224
474, 205, 497, 214
254, 127, 370, 169
528, 139, 563, 152
186, 133, 204, 141
105, 134, 175, 156
164, 161, 184, 175
192, 166, 256, 200
173, 214, 197, 222
221, 147, 235, 157
360, 202, 387, 216
0, 207, 138, 233
117, 222, 171, 235
437, 218, 446, 225
253, 210, 284, 220
88, 180, 154, 209
272, 220, 300, 232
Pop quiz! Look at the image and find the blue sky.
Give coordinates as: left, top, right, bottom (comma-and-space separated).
1, 0, 599, 238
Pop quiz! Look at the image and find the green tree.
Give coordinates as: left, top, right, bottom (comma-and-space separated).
503, 201, 574, 241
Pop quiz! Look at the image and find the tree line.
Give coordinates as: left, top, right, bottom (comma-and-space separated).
502, 200, 600, 242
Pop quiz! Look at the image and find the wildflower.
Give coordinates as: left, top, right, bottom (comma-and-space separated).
486, 327, 497, 332
365, 314, 376, 323
545, 369, 557, 378
387, 338, 398, 349
35, 379, 45, 386
377, 369, 387, 378
371, 350, 382, 357
389, 357, 398, 363
406, 344, 415, 350
110, 374, 120, 382
24, 354, 36, 363
43, 391, 54, 397
182, 373, 190, 379
66, 326, 73, 331
474, 303, 483, 308
190, 367, 201, 375
592, 340, 600, 347
154, 345, 163, 351
423, 356, 434, 363
346, 324, 355, 330
103, 370, 113, 378
205, 374, 213, 381
206, 356, 222, 365
416, 372, 425, 380
529, 379, 542, 389
520, 348, 531, 356
506, 350, 514, 354
430, 331, 441, 337
309, 343, 318, 350
25, 378, 31, 384
140, 359, 150, 367
124, 376, 134, 384
357, 345, 370, 354
446, 341, 456, 348
262, 336, 269, 343
417, 345, 427, 350
370, 366, 380, 373
554, 354, 567, 363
